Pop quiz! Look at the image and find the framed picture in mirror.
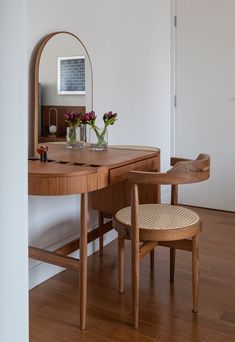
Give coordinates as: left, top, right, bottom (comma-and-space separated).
57, 56, 85, 95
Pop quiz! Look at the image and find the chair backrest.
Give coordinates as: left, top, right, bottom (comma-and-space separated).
128, 154, 210, 205
128, 154, 210, 186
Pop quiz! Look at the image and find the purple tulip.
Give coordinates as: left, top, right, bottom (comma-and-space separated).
103, 111, 117, 125
80, 111, 97, 125
64, 112, 82, 126
89, 111, 96, 120
71, 110, 117, 133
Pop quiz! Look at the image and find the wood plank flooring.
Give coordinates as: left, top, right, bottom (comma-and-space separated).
30, 207, 235, 341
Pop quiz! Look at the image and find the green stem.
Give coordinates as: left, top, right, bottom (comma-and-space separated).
91, 124, 108, 147
69, 126, 77, 143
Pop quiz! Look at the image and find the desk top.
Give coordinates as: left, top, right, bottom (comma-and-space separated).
28, 144, 160, 196
32, 144, 159, 166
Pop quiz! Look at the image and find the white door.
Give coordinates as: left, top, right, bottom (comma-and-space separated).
174, 0, 235, 211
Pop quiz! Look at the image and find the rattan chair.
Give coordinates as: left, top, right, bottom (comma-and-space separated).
113, 154, 210, 328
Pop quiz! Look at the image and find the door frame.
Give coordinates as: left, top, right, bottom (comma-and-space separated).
170, 0, 177, 157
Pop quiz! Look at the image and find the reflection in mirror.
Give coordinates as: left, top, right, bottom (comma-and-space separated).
33, 31, 93, 155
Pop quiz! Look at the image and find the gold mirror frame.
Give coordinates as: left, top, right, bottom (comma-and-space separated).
33, 31, 93, 156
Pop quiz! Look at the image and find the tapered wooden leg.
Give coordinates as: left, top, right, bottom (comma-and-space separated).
192, 235, 199, 313
80, 193, 88, 330
99, 212, 104, 256
118, 234, 125, 293
132, 231, 139, 328
150, 249, 155, 269
131, 184, 139, 328
170, 248, 176, 283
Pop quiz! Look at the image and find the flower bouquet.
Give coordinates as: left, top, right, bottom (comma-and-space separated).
80, 111, 117, 150
64, 112, 85, 148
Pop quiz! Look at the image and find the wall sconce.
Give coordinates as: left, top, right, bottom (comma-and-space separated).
48, 107, 58, 135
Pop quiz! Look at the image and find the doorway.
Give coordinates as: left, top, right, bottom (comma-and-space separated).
173, 0, 235, 211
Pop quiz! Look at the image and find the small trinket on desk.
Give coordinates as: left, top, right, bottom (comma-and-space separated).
37, 145, 48, 162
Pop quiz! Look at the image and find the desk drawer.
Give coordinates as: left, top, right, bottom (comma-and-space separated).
109, 156, 160, 184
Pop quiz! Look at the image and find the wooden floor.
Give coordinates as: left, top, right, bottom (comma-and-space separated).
30, 207, 235, 342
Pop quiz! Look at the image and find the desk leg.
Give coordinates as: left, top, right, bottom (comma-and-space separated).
99, 212, 104, 256
80, 192, 88, 330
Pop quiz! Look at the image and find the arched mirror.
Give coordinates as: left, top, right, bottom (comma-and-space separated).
33, 31, 93, 155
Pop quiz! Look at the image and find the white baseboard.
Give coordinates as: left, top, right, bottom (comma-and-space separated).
29, 229, 117, 290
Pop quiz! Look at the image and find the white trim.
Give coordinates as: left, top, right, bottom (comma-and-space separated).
170, 0, 177, 157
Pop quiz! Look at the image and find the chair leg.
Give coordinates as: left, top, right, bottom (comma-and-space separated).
131, 230, 139, 328
99, 212, 104, 257
150, 249, 155, 269
170, 248, 176, 283
118, 234, 125, 293
192, 234, 199, 313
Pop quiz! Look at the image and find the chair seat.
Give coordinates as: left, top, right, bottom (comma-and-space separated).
115, 204, 200, 231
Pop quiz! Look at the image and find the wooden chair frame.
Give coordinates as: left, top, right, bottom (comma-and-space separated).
113, 154, 210, 328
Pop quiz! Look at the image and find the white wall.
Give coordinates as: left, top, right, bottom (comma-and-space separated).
28, 0, 171, 287
0, 1, 28, 341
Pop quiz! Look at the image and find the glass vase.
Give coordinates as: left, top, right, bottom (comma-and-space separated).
66, 126, 85, 149
89, 127, 108, 151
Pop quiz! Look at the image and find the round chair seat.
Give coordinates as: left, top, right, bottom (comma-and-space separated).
114, 204, 201, 241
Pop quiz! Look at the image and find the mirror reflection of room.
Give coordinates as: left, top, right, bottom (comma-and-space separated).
38, 32, 92, 143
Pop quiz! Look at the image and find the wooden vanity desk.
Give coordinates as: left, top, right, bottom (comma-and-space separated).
28, 144, 160, 330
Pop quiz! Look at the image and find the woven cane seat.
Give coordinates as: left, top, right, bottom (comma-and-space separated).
115, 204, 200, 231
